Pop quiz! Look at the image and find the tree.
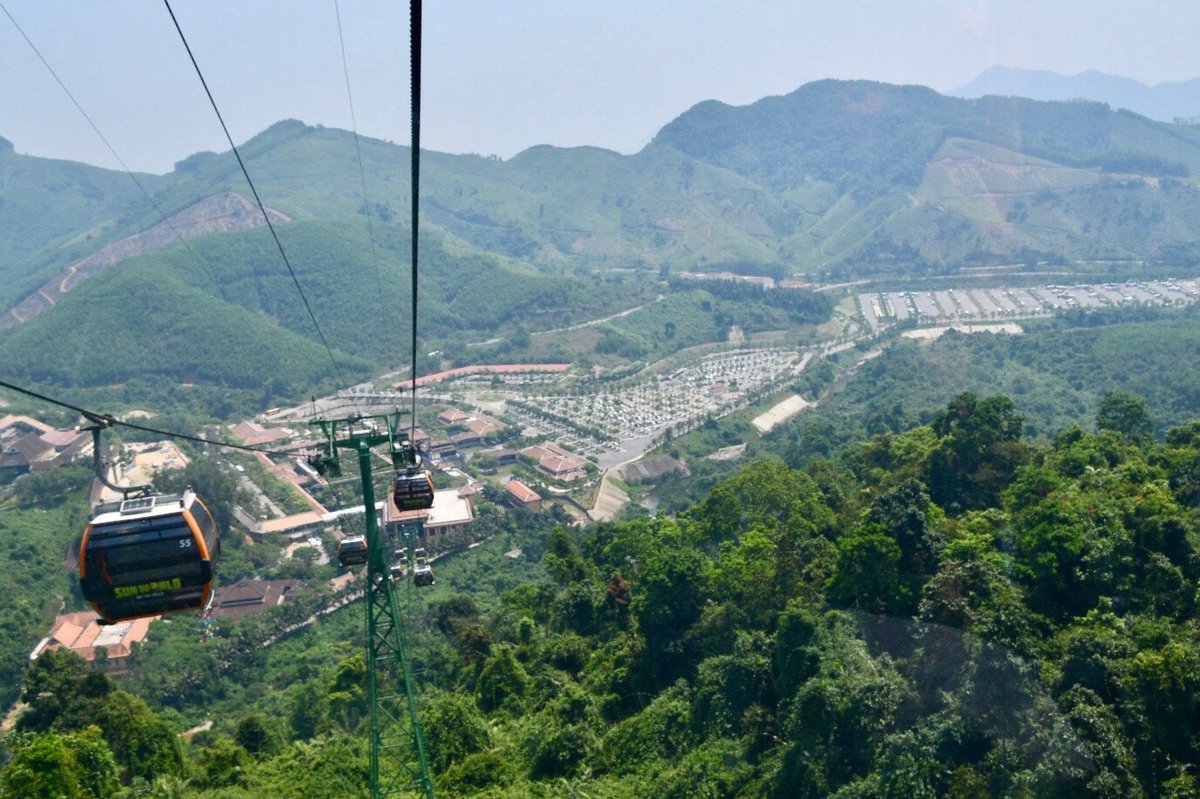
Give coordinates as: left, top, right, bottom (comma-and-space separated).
827, 532, 905, 615
94, 690, 185, 781
194, 736, 250, 789
864, 478, 942, 582
17, 649, 95, 734
2, 734, 84, 799
476, 645, 529, 713
234, 714, 278, 756
926, 393, 1029, 512
1, 727, 120, 799
1097, 391, 1154, 443
327, 654, 368, 732
12, 464, 92, 509
422, 692, 490, 773
633, 545, 711, 684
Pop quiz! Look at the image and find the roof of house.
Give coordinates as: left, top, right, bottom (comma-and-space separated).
232, 420, 293, 447
1, 433, 53, 468
39, 429, 85, 449
252, 511, 324, 535
33, 611, 153, 662
505, 479, 541, 504
330, 571, 359, 592
385, 487, 475, 528
210, 578, 300, 619
0, 414, 54, 435
522, 442, 589, 475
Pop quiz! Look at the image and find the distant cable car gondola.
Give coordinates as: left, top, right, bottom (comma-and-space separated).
79, 490, 220, 624
392, 447, 435, 511
338, 535, 369, 567
412, 547, 435, 587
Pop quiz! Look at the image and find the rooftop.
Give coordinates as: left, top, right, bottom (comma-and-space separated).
506, 479, 541, 504
386, 487, 475, 528
209, 578, 300, 619
32, 611, 153, 663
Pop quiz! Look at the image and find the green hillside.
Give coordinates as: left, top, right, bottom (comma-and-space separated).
8, 80, 1200, 414
0, 253, 355, 412
10, 80, 1200, 301
0, 137, 164, 309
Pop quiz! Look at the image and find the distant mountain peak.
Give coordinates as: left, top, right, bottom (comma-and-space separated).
950, 65, 1200, 122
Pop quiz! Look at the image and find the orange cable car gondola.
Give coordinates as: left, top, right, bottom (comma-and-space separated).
79, 490, 220, 623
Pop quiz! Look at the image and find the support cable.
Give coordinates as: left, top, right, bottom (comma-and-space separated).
0, 1, 223, 292
162, 0, 353, 394
0, 378, 297, 459
333, 0, 389, 320
409, 0, 422, 439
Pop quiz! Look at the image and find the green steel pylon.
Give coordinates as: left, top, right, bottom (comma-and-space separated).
310, 414, 435, 799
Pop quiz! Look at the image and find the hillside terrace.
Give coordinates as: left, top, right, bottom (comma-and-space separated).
399, 363, 571, 389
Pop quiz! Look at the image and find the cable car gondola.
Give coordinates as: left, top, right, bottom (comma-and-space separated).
392, 448, 435, 512
412, 547, 435, 587
338, 535, 369, 567
79, 490, 220, 624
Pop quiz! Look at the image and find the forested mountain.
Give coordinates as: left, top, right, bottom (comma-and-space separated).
8, 81, 1200, 413
4, 400, 1200, 797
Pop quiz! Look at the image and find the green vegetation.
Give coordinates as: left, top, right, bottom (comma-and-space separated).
0, 498, 86, 710
6, 396, 1200, 796
11, 77, 1200, 796
10, 82, 1200, 420
0, 139, 163, 311
811, 307, 1200, 439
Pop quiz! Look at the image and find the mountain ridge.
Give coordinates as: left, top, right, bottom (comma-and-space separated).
8, 79, 1200, 410
951, 65, 1200, 122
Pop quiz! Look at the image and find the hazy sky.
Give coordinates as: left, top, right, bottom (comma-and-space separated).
4, 1, 1200, 174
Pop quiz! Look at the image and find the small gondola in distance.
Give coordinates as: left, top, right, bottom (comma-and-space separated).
393, 467, 435, 512
412, 547, 435, 587
78, 490, 220, 624
338, 535, 369, 567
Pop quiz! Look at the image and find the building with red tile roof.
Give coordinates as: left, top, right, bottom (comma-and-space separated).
397, 363, 570, 389
32, 611, 154, 673
0, 425, 90, 482
505, 479, 542, 510
209, 578, 301, 619
521, 442, 590, 482
232, 421, 294, 447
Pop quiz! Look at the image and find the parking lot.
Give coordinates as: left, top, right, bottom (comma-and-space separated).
859, 279, 1199, 330
489, 347, 812, 467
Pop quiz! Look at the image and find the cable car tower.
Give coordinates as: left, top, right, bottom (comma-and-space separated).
309, 413, 435, 799
307, 4, 435, 795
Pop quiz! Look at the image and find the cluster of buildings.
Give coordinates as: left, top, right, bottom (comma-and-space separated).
0, 415, 90, 482
33, 577, 304, 672
15, 368, 601, 669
